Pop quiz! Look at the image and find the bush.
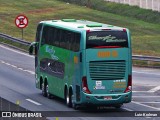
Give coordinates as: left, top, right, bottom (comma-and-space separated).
58, 0, 160, 24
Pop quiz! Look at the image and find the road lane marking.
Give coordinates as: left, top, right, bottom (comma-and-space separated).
133, 96, 160, 98
133, 84, 155, 86
133, 71, 160, 76
0, 45, 34, 58
23, 70, 35, 74
26, 99, 41, 105
10, 65, 17, 68
148, 86, 160, 92
0, 60, 5, 63
122, 107, 133, 111
0, 59, 35, 75
133, 91, 152, 93
5, 63, 11, 66
18, 68, 23, 70
137, 102, 160, 103
132, 101, 160, 110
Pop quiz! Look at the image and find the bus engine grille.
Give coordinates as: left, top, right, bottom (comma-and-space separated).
89, 60, 126, 80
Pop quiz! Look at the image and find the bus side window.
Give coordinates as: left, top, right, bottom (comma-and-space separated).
72, 33, 80, 52
69, 32, 74, 50
54, 28, 60, 47
50, 27, 55, 46
36, 23, 42, 43
65, 31, 70, 49
47, 27, 54, 45
76, 33, 80, 51
41, 26, 49, 45
60, 29, 66, 49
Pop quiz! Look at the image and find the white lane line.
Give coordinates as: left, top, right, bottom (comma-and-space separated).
122, 107, 133, 111
133, 91, 152, 93
133, 84, 155, 87
148, 86, 160, 92
1, 60, 34, 75
0, 45, 33, 58
23, 70, 35, 74
18, 68, 23, 70
132, 101, 160, 110
138, 102, 160, 104
26, 99, 41, 106
5, 63, 11, 66
0, 60, 5, 63
10, 64, 17, 68
133, 96, 160, 98
133, 71, 160, 76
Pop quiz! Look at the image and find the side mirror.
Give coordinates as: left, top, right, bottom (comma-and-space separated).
29, 42, 38, 55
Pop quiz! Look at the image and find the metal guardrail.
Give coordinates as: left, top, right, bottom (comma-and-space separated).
132, 55, 160, 62
0, 33, 30, 46
0, 32, 160, 62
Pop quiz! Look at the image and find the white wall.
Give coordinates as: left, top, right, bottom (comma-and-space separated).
105, 0, 160, 12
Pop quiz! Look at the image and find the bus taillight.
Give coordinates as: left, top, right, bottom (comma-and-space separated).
86, 30, 91, 33
124, 75, 132, 93
82, 76, 91, 94
123, 28, 127, 32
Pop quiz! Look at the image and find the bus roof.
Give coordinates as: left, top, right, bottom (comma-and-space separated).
40, 19, 126, 32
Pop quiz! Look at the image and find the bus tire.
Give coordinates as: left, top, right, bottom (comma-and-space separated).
65, 90, 69, 107
69, 88, 74, 108
73, 103, 79, 110
46, 84, 52, 99
42, 82, 47, 97
65, 89, 72, 107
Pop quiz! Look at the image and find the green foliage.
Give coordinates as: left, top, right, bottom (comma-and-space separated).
0, 0, 160, 56
58, 0, 160, 24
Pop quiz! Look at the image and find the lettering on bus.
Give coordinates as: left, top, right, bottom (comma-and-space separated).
88, 35, 126, 43
113, 80, 126, 88
46, 46, 59, 60
97, 51, 118, 58
112, 50, 118, 57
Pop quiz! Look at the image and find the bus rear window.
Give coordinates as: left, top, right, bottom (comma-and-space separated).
86, 31, 128, 49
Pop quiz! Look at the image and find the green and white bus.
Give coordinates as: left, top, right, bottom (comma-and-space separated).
29, 19, 132, 109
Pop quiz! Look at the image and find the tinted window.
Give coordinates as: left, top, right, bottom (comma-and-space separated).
36, 23, 42, 42
42, 25, 81, 51
86, 31, 128, 48
71, 33, 80, 52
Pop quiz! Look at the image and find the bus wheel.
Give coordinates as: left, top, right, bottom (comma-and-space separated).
69, 89, 74, 108
73, 103, 79, 110
42, 83, 47, 97
65, 90, 72, 107
65, 90, 69, 106
46, 84, 52, 99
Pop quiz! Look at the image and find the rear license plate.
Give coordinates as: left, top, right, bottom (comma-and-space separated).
104, 96, 112, 100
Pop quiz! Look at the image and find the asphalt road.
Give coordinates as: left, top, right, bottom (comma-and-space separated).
0, 44, 160, 120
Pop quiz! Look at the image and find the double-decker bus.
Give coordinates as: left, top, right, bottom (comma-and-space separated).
29, 19, 132, 109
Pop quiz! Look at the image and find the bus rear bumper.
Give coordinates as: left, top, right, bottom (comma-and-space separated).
78, 92, 132, 106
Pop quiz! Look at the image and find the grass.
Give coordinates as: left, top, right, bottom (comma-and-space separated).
0, 0, 160, 56
133, 60, 160, 68
61, 0, 160, 24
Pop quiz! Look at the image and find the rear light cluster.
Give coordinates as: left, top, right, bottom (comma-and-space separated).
82, 76, 91, 94
123, 28, 127, 32
124, 75, 132, 93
